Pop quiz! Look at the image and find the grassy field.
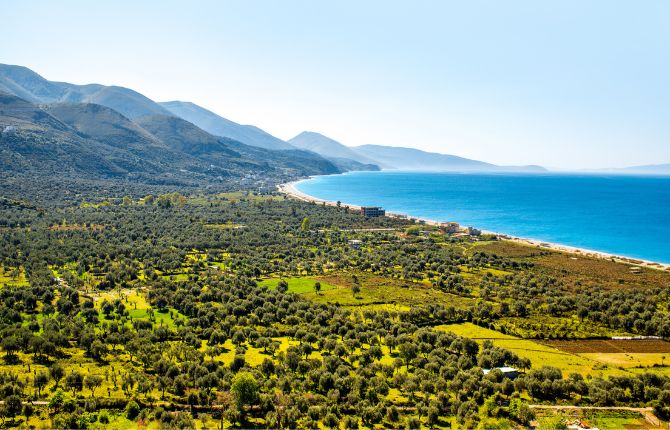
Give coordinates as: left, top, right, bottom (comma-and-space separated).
257, 276, 338, 294
583, 411, 651, 430
304, 273, 475, 309
0, 266, 29, 287
500, 315, 626, 338
534, 409, 652, 430
437, 323, 629, 377
90, 289, 188, 329
543, 339, 670, 372
580, 353, 669, 369
204, 222, 246, 229
476, 240, 670, 290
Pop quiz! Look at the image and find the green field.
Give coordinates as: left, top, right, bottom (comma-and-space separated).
535, 409, 651, 430
0, 266, 29, 287
257, 276, 338, 294
303, 273, 474, 309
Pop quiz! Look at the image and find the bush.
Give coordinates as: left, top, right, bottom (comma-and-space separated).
406, 415, 421, 429
126, 399, 141, 419
343, 415, 359, 429
323, 412, 339, 428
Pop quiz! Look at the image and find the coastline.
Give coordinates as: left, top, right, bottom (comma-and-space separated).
278, 179, 670, 272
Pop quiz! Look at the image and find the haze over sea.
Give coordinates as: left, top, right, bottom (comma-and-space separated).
296, 171, 670, 264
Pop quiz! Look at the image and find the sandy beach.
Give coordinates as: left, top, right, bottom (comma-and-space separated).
278, 179, 362, 211
278, 180, 670, 272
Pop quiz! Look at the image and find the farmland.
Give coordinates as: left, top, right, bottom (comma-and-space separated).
436, 323, 628, 377
1, 191, 670, 429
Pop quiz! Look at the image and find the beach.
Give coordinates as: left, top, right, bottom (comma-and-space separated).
279, 179, 670, 272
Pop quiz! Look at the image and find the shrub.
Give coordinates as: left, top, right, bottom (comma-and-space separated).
126, 399, 141, 419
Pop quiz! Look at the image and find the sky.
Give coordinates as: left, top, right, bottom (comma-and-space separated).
1, 0, 669, 169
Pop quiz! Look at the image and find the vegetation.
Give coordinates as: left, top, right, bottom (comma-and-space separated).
0, 187, 670, 428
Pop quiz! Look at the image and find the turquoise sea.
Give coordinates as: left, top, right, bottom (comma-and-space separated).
295, 171, 670, 264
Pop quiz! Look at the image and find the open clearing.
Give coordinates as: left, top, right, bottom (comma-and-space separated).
257, 276, 338, 294
542, 339, 670, 353
437, 323, 630, 377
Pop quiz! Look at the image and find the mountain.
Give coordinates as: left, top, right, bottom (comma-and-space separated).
0, 63, 172, 119
0, 64, 65, 102
0, 92, 166, 178
0, 63, 545, 178
43, 103, 161, 148
287, 131, 380, 171
352, 144, 546, 172
287, 131, 545, 172
288, 131, 377, 164
42, 103, 205, 174
325, 157, 380, 172
135, 114, 339, 175
135, 114, 241, 158
353, 144, 494, 171
0, 92, 340, 185
159, 101, 294, 150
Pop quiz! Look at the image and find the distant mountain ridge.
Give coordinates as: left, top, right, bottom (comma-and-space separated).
354, 144, 496, 171
159, 101, 295, 150
1, 63, 555, 179
0, 90, 340, 185
0, 63, 346, 185
288, 131, 547, 172
0, 64, 172, 119
289, 131, 378, 164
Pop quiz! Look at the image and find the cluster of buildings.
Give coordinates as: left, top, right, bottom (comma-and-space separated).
358, 205, 483, 238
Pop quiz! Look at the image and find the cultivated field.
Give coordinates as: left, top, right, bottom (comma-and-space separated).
542, 339, 670, 354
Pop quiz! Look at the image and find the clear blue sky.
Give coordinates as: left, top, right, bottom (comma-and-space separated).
1, 0, 668, 168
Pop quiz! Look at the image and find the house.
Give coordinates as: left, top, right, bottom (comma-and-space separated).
360, 206, 386, 217
348, 239, 363, 249
440, 222, 460, 233
482, 366, 519, 379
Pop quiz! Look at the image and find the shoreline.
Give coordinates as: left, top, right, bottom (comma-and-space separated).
278, 179, 670, 272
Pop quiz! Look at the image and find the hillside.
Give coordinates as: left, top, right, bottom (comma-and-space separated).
0, 63, 172, 119
43, 103, 161, 148
159, 100, 294, 150
288, 131, 546, 172
353, 144, 496, 171
0, 92, 166, 179
136, 114, 339, 176
0, 92, 340, 187
288, 131, 377, 164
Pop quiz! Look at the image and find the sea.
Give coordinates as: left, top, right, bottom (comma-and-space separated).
295, 171, 670, 264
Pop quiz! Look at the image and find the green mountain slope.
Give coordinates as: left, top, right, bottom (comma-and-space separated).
1, 93, 340, 185
137, 114, 341, 175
